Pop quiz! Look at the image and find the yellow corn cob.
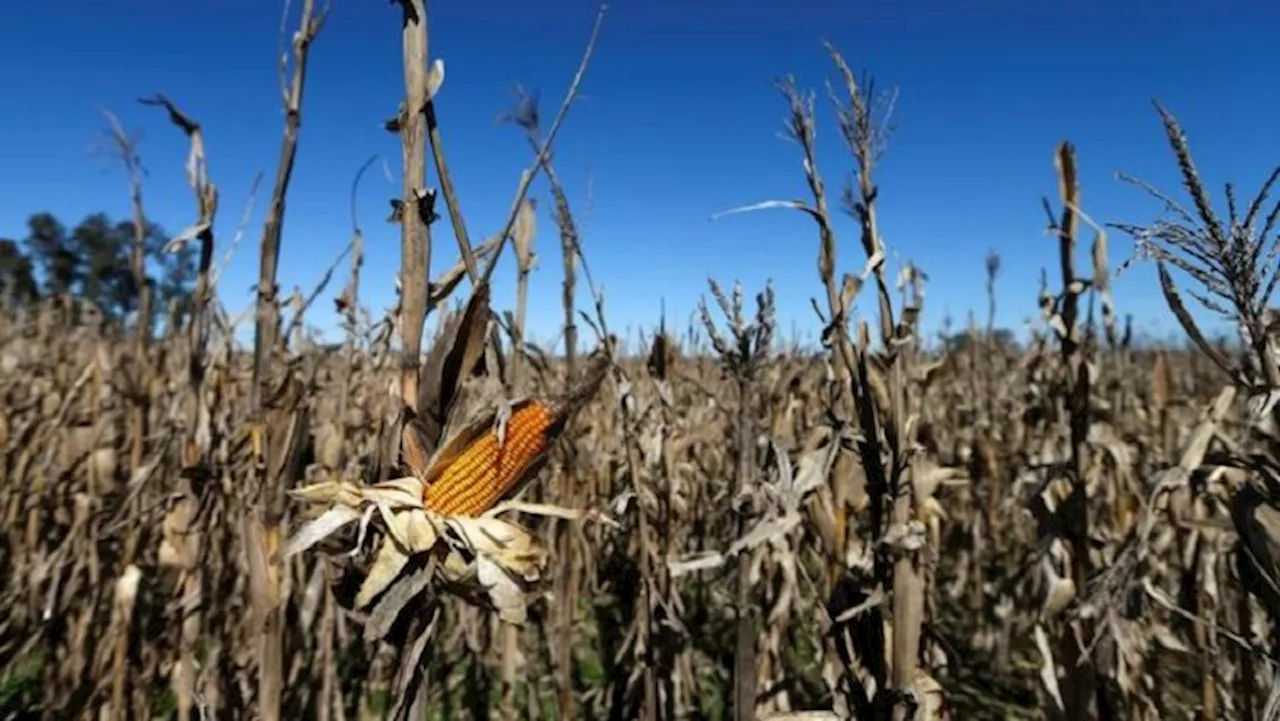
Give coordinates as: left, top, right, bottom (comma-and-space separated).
422, 400, 561, 517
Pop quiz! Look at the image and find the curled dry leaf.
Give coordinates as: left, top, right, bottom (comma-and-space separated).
912, 668, 951, 721
1034, 623, 1066, 715
426, 58, 445, 100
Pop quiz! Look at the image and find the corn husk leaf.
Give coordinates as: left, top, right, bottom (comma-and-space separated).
418, 282, 492, 448
284, 472, 565, 628
358, 537, 414, 609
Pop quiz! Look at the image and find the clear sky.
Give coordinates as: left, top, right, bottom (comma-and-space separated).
4, 0, 1279, 352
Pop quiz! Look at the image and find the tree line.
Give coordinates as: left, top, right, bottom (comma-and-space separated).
0, 211, 196, 330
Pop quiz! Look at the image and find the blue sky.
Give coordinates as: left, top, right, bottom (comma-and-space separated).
3, 0, 1279, 352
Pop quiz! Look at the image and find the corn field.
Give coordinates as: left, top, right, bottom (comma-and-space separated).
5, 3, 1280, 720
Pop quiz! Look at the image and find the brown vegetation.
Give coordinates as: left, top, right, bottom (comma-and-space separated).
4, 3, 1280, 721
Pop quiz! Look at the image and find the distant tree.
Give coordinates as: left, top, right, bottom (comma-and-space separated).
0, 238, 38, 305
10, 210, 196, 329
23, 212, 80, 296
71, 212, 134, 316
947, 327, 1018, 352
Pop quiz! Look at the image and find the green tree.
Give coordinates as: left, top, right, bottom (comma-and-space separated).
71, 212, 134, 316
0, 238, 38, 305
13, 210, 195, 329
23, 213, 80, 295
947, 327, 1018, 352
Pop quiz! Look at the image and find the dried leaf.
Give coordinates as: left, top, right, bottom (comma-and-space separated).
1034, 624, 1066, 714
1152, 351, 1172, 411
357, 538, 412, 609
419, 282, 493, 443
400, 413, 435, 481
280, 505, 363, 559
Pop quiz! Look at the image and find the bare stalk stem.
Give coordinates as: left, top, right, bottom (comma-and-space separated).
395, 0, 431, 410
246, 3, 325, 718
138, 91, 217, 721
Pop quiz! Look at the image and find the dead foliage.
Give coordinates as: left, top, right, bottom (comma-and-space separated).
4, 6, 1280, 721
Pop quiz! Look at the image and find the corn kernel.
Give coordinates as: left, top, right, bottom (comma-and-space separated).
422, 400, 560, 516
